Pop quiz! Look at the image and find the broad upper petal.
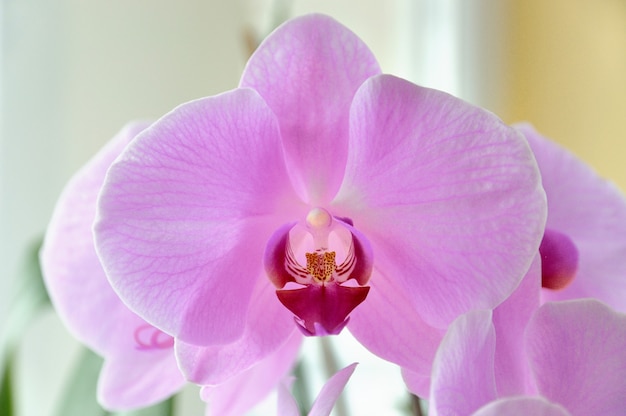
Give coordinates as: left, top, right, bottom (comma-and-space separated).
240, 14, 381, 205
176, 276, 297, 385
518, 123, 626, 312
95, 88, 303, 345
335, 74, 546, 328
525, 300, 626, 415
428, 310, 498, 416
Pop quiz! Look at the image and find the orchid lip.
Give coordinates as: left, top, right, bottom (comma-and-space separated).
264, 207, 374, 335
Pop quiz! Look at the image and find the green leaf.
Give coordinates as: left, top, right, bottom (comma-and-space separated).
0, 237, 51, 416
56, 347, 176, 416
0, 351, 15, 416
112, 396, 175, 416
1, 238, 177, 416
0, 237, 51, 357
290, 360, 310, 416
55, 348, 110, 416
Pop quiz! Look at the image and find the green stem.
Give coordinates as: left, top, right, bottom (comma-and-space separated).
291, 360, 312, 416
319, 337, 349, 416
411, 393, 425, 416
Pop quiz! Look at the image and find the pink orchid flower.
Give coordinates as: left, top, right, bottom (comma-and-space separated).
40, 122, 298, 413
93, 14, 546, 388
515, 123, 626, 312
428, 266, 626, 415
40, 122, 185, 410
278, 363, 357, 416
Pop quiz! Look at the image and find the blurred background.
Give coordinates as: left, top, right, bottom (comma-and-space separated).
1, 0, 625, 415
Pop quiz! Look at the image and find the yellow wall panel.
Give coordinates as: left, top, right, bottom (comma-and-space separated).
502, 0, 626, 188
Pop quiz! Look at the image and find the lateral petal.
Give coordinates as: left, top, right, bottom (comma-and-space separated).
335, 74, 546, 328
95, 88, 302, 345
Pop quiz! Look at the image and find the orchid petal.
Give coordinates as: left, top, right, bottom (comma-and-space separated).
264, 222, 299, 289
277, 378, 300, 416
98, 345, 184, 411
200, 333, 301, 416
347, 269, 444, 397
308, 363, 357, 416
240, 14, 381, 204
525, 300, 626, 415
517, 123, 626, 312
95, 88, 303, 345
428, 310, 498, 416
400, 368, 431, 399
277, 363, 357, 416
492, 255, 541, 396
472, 396, 571, 416
96, 313, 184, 410
40, 122, 185, 409
335, 75, 546, 328
176, 277, 297, 385
41, 121, 148, 355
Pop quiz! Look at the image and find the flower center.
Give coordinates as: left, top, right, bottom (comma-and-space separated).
264, 207, 373, 336
306, 251, 336, 283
